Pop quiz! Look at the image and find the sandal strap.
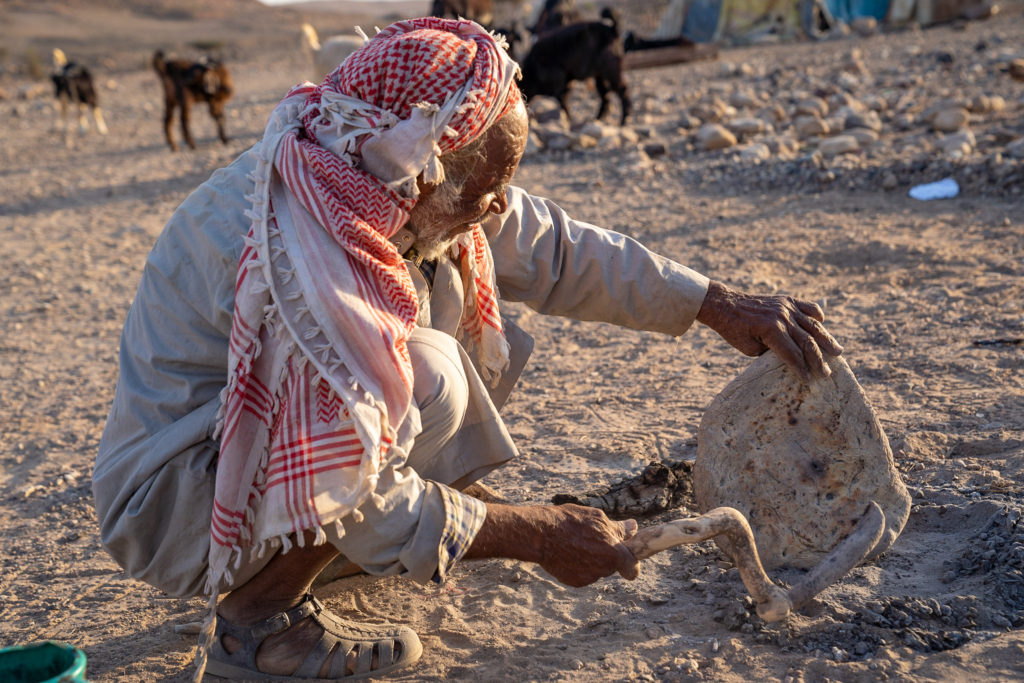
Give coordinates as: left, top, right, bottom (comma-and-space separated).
212, 594, 322, 670
249, 594, 322, 642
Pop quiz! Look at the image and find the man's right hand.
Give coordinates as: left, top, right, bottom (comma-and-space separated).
465, 502, 639, 587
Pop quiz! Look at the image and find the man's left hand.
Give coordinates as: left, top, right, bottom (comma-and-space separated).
696, 280, 844, 381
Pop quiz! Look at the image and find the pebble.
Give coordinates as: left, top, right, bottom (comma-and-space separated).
794, 115, 829, 138
819, 135, 860, 157
932, 108, 970, 132
697, 123, 737, 150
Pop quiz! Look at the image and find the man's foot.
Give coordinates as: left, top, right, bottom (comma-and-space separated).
209, 594, 421, 680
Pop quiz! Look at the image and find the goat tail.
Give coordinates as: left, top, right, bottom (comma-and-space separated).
600, 7, 621, 35
301, 23, 321, 52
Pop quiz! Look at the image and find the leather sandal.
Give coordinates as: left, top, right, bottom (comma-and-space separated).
205, 594, 422, 680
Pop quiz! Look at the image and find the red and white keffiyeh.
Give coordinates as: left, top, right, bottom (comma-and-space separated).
202, 16, 520, 625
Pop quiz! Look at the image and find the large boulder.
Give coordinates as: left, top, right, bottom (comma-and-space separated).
694, 352, 911, 570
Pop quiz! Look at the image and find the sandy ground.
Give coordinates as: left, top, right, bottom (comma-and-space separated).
1, 1, 1023, 681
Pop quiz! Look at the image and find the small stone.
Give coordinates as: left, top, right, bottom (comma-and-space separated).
939, 130, 975, 156
795, 97, 828, 118
739, 142, 771, 161
643, 141, 667, 157
932, 108, 970, 132
819, 135, 860, 157
729, 90, 760, 109
847, 110, 882, 132
847, 128, 879, 148
882, 171, 899, 190
1005, 138, 1024, 159
697, 123, 737, 150
727, 117, 768, 137
677, 113, 702, 130
794, 115, 829, 139
851, 16, 877, 36
1009, 59, 1024, 82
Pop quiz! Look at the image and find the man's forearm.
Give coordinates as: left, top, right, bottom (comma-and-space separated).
463, 503, 546, 563
463, 502, 640, 588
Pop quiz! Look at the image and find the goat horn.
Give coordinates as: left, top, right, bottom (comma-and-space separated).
624, 501, 885, 622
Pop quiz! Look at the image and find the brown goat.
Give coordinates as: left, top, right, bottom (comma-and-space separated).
152, 50, 233, 152
430, 0, 494, 26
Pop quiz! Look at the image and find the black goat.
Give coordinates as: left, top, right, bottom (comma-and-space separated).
532, 0, 582, 36
51, 49, 108, 141
519, 8, 630, 126
152, 50, 233, 152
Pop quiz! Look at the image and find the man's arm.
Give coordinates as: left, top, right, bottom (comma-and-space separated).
464, 502, 639, 587
485, 187, 842, 379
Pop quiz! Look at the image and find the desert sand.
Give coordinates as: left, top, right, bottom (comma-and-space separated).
1, 1, 1023, 681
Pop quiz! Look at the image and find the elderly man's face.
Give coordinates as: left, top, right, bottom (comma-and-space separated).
407, 100, 528, 259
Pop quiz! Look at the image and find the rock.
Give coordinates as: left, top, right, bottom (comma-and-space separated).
694, 352, 911, 570
1009, 59, 1024, 81
697, 123, 737, 150
932, 108, 970, 132
894, 114, 915, 130
643, 141, 667, 158
575, 133, 598, 149
1005, 138, 1024, 159
847, 127, 879, 148
939, 130, 975, 156
766, 135, 800, 158
541, 130, 572, 151
578, 120, 611, 140
727, 117, 768, 138
882, 171, 899, 190
530, 96, 565, 125
795, 97, 828, 118
729, 90, 760, 109
863, 94, 887, 112
819, 135, 860, 157
851, 16, 878, 36
846, 110, 882, 132
678, 113, 702, 130
739, 142, 771, 161
837, 71, 860, 91
523, 131, 542, 156
794, 115, 830, 139
618, 127, 640, 145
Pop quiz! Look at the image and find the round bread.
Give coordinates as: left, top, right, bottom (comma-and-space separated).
694, 352, 910, 570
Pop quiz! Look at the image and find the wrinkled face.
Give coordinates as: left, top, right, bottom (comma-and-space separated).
406, 100, 528, 260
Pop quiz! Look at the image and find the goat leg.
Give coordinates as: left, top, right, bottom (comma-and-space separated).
624, 506, 793, 621
786, 500, 885, 612
624, 501, 885, 622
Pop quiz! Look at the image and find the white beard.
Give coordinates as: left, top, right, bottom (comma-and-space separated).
408, 178, 465, 263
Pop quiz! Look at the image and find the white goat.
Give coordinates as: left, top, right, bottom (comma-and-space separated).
301, 23, 364, 82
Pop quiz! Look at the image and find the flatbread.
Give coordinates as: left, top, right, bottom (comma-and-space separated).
694, 352, 910, 570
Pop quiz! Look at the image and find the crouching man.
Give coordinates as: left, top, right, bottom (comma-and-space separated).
92, 17, 842, 681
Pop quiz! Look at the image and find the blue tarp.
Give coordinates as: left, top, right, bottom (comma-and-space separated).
823, 0, 891, 22
682, 0, 725, 42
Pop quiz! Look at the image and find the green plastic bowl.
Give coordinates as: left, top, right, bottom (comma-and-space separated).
0, 640, 88, 683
